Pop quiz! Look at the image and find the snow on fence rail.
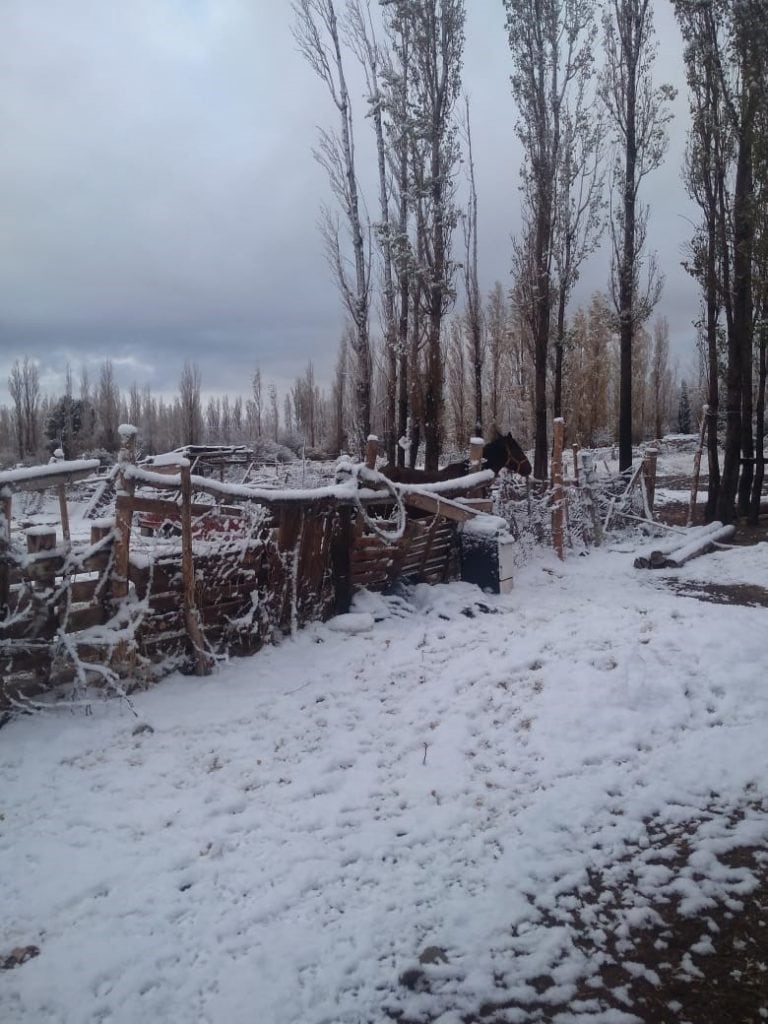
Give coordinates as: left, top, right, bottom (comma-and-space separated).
0, 433, 494, 713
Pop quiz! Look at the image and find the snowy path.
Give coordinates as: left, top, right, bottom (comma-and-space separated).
2, 543, 767, 1024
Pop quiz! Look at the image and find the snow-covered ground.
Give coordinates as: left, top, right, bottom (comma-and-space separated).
2, 527, 768, 1023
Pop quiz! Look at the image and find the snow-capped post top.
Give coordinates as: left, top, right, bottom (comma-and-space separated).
469, 436, 484, 466
116, 424, 138, 493
365, 435, 379, 471
553, 417, 565, 425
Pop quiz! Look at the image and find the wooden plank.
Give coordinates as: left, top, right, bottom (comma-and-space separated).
197, 583, 255, 608
82, 551, 111, 573
200, 598, 250, 626
455, 497, 493, 513
350, 558, 394, 577
69, 578, 100, 603
351, 568, 390, 587
147, 591, 188, 613
130, 495, 181, 517
62, 605, 108, 633
0, 460, 100, 494
137, 611, 185, 639
402, 491, 480, 523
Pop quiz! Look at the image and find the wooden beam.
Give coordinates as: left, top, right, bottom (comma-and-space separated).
402, 490, 479, 524
0, 460, 100, 494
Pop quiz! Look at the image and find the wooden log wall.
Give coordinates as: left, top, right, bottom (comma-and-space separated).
1, 469, 472, 711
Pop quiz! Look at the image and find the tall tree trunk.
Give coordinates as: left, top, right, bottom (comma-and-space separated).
719, 125, 753, 521
618, 67, 637, 473
704, 217, 721, 521
749, 312, 766, 524
553, 280, 567, 419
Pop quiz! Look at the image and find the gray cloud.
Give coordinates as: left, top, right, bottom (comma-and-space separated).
0, 0, 700, 406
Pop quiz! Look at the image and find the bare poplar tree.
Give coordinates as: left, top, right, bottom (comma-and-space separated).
649, 316, 673, 440
347, 0, 398, 462
97, 360, 120, 452
380, 4, 414, 465
552, 64, 606, 419
461, 95, 483, 435
600, 0, 674, 471
406, 0, 465, 470
675, 1, 728, 520
251, 367, 263, 438
674, 0, 766, 522
445, 317, 468, 443
331, 329, 350, 454
178, 361, 203, 446
504, 0, 598, 479
293, 0, 372, 447
8, 360, 26, 459
268, 384, 280, 442
206, 396, 221, 443
485, 282, 509, 429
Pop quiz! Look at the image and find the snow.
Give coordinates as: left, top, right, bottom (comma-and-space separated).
145, 452, 190, 468
325, 612, 375, 634
2, 527, 768, 1023
0, 459, 100, 488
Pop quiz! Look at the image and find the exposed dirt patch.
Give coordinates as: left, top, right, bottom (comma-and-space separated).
660, 579, 768, 607
468, 841, 768, 1024
390, 808, 768, 1024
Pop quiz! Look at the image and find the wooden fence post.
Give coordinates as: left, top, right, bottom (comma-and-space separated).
365, 435, 379, 470
643, 447, 659, 520
58, 485, 71, 544
26, 528, 57, 591
552, 418, 565, 560
112, 426, 137, 602
580, 453, 603, 547
180, 462, 212, 675
572, 443, 580, 486
469, 436, 484, 469
0, 490, 11, 616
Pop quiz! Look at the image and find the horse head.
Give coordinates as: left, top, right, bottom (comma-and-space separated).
483, 432, 532, 477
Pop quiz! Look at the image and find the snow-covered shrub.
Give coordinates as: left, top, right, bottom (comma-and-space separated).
252, 438, 297, 464
80, 447, 116, 468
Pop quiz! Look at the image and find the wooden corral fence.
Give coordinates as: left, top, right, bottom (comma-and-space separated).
0, 432, 495, 711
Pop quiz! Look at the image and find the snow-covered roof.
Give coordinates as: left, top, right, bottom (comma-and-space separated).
0, 459, 100, 493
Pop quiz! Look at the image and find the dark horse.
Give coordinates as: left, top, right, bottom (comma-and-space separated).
381, 432, 532, 484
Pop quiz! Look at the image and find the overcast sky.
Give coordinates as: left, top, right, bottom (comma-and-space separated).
0, 0, 699, 408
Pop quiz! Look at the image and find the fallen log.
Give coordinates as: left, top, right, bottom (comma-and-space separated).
662, 524, 736, 568
633, 522, 727, 569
